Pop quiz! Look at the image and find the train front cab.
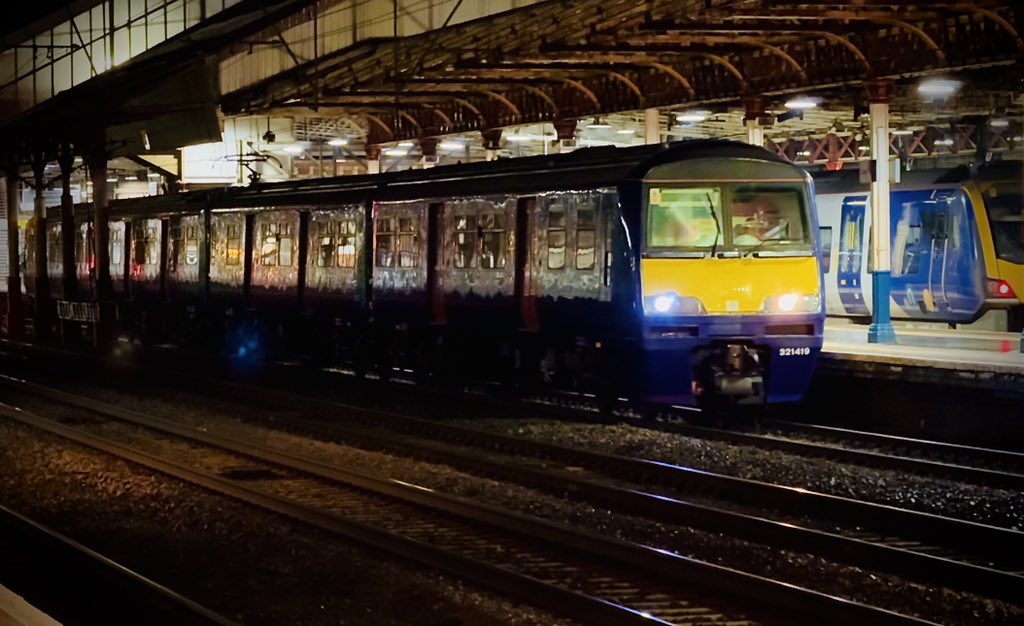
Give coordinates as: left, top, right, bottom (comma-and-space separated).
969, 175, 1024, 329
638, 157, 824, 410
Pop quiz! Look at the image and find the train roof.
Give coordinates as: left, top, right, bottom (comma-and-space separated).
812, 159, 1022, 195
92, 139, 795, 217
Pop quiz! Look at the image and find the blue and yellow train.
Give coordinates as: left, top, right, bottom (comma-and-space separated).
24, 140, 826, 411
816, 161, 1024, 330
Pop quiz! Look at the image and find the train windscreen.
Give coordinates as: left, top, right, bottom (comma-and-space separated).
644, 184, 812, 256
985, 184, 1024, 263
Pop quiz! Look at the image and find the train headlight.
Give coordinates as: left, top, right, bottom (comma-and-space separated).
644, 292, 706, 316
761, 293, 821, 314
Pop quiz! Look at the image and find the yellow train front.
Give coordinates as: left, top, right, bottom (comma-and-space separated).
631, 148, 824, 410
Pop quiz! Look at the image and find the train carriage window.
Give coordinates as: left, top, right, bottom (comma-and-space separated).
260, 223, 278, 266
576, 207, 596, 270
547, 204, 567, 269
397, 216, 419, 268
479, 213, 506, 269
226, 224, 242, 266
819, 226, 832, 273
376, 217, 395, 267
317, 222, 334, 268
185, 226, 199, 266
338, 220, 357, 268
646, 187, 723, 250
279, 223, 294, 267
454, 214, 476, 268
169, 227, 180, 273
110, 227, 123, 266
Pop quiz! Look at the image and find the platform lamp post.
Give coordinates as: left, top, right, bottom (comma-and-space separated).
867, 79, 896, 344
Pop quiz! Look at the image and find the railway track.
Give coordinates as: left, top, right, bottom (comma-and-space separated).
2, 373, 1022, 611
0, 379, 949, 626
0, 504, 238, 626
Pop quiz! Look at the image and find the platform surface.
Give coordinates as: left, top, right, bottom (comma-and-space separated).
822, 319, 1024, 378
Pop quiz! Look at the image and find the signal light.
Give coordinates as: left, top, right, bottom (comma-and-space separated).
986, 278, 1017, 299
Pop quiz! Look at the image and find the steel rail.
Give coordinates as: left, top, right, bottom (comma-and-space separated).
3, 373, 1024, 605
0, 394, 940, 626
0, 504, 239, 626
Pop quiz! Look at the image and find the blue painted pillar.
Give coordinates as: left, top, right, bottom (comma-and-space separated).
867, 80, 896, 344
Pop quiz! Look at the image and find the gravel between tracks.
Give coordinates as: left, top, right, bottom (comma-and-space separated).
6, 387, 1022, 626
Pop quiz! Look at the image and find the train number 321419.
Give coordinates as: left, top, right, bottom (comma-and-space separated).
778, 347, 812, 357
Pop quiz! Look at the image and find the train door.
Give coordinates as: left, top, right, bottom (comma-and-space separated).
836, 196, 870, 315
514, 196, 538, 332
426, 202, 445, 325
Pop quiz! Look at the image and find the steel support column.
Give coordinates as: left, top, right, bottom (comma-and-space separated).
645, 108, 661, 145
365, 145, 381, 174
744, 97, 766, 147
88, 149, 112, 303
482, 129, 502, 162
419, 138, 438, 169
3, 159, 23, 339
553, 119, 577, 154
57, 147, 77, 301
867, 80, 896, 344
32, 153, 50, 339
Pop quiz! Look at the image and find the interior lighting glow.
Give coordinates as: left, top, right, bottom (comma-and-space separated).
617, 128, 636, 134
507, 133, 532, 142
439, 141, 465, 150
327, 138, 348, 146
283, 145, 303, 154
918, 78, 961, 98
858, 145, 871, 151
784, 97, 820, 110
675, 111, 709, 123
383, 148, 409, 157
991, 119, 1010, 128
797, 151, 812, 156
934, 138, 954, 146
1013, 136, 1024, 142
106, 175, 119, 183
397, 141, 415, 148
892, 129, 914, 135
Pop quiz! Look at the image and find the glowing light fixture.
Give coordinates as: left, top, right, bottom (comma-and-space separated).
439, 141, 465, 151
991, 119, 1010, 128
918, 78, 961, 98
383, 147, 409, 157
653, 294, 676, 313
934, 138, 954, 146
784, 96, 820, 110
617, 128, 636, 135
397, 141, 415, 148
892, 129, 914, 136
675, 110, 709, 123
327, 138, 348, 146
283, 145, 303, 154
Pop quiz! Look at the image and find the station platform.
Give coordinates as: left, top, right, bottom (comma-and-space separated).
819, 319, 1024, 394
0, 584, 59, 626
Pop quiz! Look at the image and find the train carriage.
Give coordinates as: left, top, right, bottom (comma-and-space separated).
816, 161, 1024, 330
21, 140, 827, 412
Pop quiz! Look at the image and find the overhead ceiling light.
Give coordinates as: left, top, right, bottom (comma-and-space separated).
918, 78, 961, 98
327, 138, 348, 146
892, 129, 914, 135
439, 141, 465, 151
616, 128, 636, 135
397, 141, 415, 148
383, 147, 409, 157
934, 138, 954, 146
797, 150, 812, 156
675, 110, 709, 123
991, 119, 1010, 128
784, 96, 821, 110
283, 145, 303, 154
586, 117, 611, 129
858, 145, 871, 151
106, 175, 119, 183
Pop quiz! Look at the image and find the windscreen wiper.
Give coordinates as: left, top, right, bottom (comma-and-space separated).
705, 192, 721, 258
